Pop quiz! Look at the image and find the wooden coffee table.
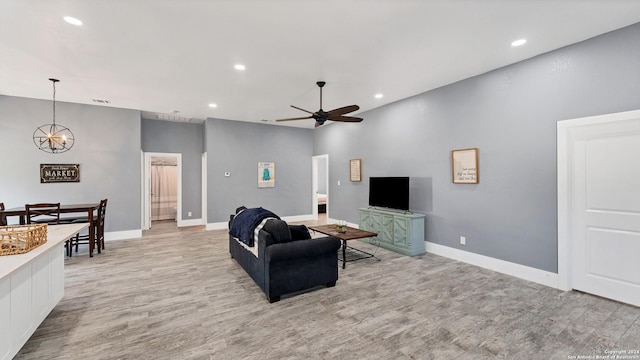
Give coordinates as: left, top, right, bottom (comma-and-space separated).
308, 224, 379, 268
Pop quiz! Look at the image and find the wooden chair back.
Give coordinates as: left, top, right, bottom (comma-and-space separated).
0, 202, 7, 226
25, 203, 61, 224
96, 199, 108, 247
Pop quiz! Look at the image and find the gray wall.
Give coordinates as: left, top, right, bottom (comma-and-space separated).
205, 118, 314, 223
141, 118, 203, 220
314, 22, 640, 273
0, 95, 141, 232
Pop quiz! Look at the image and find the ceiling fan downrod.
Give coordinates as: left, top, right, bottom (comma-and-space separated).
317, 81, 325, 111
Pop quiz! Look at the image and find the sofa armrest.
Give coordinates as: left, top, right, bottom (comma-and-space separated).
265, 236, 341, 263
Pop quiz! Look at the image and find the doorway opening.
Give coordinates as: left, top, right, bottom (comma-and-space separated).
312, 154, 329, 223
143, 152, 182, 230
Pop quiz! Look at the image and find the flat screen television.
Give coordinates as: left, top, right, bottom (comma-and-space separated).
368, 177, 410, 211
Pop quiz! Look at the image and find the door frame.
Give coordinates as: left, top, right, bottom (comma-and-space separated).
202, 152, 207, 226
142, 152, 182, 230
312, 154, 329, 220
557, 109, 640, 291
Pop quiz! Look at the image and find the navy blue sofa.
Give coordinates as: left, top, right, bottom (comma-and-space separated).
229, 208, 341, 303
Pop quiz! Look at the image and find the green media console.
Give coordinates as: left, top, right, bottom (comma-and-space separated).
358, 207, 426, 256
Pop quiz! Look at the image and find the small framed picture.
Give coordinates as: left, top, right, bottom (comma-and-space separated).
452, 148, 478, 184
350, 159, 362, 182
258, 162, 275, 188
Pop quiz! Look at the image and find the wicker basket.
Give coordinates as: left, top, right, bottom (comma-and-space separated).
0, 224, 48, 256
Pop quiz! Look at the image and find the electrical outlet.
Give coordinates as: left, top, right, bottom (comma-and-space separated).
460, 236, 466, 245
188, 211, 192, 217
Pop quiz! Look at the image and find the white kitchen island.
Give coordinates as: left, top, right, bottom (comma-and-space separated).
0, 223, 88, 360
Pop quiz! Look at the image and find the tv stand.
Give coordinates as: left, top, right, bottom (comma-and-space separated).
358, 208, 425, 256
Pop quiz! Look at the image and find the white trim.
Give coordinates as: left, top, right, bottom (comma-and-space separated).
312, 154, 329, 220
178, 218, 203, 227
312, 156, 319, 219
140, 150, 145, 232
142, 152, 183, 230
205, 214, 316, 231
426, 242, 559, 289
557, 109, 640, 292
281, 214, 315, 223
201, 152, 207, 226
206, 222, 229, 231
326, 217, 358, 228
105, 229, 142, 241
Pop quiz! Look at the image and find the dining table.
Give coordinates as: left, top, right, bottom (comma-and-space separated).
0, 203, 101, 257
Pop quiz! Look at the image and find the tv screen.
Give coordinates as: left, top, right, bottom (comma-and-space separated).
369, 177, 410, 211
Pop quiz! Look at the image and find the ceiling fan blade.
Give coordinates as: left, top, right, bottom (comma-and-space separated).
291, 105, 315, 115
331, 115, 363, 122
275, 115, 313, 122
327, 105, 360, 116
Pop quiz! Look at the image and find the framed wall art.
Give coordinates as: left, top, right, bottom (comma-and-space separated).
258, 162, 275, 188
452, 148, 478, 184
350, 158, 362, 182
40, 164, 80, 183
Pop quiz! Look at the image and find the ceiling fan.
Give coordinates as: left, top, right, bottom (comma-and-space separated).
275, 81, 363, 127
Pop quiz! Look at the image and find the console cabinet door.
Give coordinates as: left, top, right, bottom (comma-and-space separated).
380, 215, 394, 244
393, 217, 409, 247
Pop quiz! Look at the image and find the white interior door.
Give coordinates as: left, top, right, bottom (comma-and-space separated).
566, 112, 640, 306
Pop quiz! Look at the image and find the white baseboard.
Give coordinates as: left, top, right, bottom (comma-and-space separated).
105, 229, 142, 241
281, 214, 314, 223
425, 241, 559, 289
206, 222, 228, 231
206, 214, 315, 231
326, 217, 359, 228
178, 218, 203, 227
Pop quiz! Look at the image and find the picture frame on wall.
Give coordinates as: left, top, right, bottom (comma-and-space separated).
40, 164, 80, 183
452, 148, 478, 184
350, 158, 362, 182
258, 162, 275, 188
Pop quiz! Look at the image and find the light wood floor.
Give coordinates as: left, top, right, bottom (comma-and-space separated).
15, 220, 640, 359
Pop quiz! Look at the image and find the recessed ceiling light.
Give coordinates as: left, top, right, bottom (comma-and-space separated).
234, 64, 246, 71
374, 93, 384, 99
63, 16, 83, 26
511, 38, 527, 47
209, 103, 218, 108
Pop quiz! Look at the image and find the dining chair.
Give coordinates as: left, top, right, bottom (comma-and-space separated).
25, 202, 72, 256
72, 198, 108, 254
96, 198, 108, 250
0, 202, 7, 226
25, 203, 61, 225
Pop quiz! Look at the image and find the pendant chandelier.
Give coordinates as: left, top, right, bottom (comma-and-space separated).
33, 78, 75, 153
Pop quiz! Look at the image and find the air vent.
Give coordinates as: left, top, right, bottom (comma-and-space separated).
156, 113, 193, 123
92, 99, 111, 104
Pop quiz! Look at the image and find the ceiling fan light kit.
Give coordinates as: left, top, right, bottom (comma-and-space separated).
275, 81, 363, 127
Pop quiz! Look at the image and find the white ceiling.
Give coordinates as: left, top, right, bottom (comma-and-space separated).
2, 1, 640, 128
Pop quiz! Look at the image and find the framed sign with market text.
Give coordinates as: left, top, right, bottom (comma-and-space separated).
40, 164, 80, 183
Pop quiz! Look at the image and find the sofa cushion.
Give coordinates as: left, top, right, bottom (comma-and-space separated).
262, 219, 292, 244
289, 225, 311, 241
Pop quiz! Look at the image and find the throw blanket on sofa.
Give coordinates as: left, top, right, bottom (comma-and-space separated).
229, 207, 280, 247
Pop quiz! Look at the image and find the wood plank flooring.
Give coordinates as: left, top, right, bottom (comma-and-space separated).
15, 220, 640, 359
